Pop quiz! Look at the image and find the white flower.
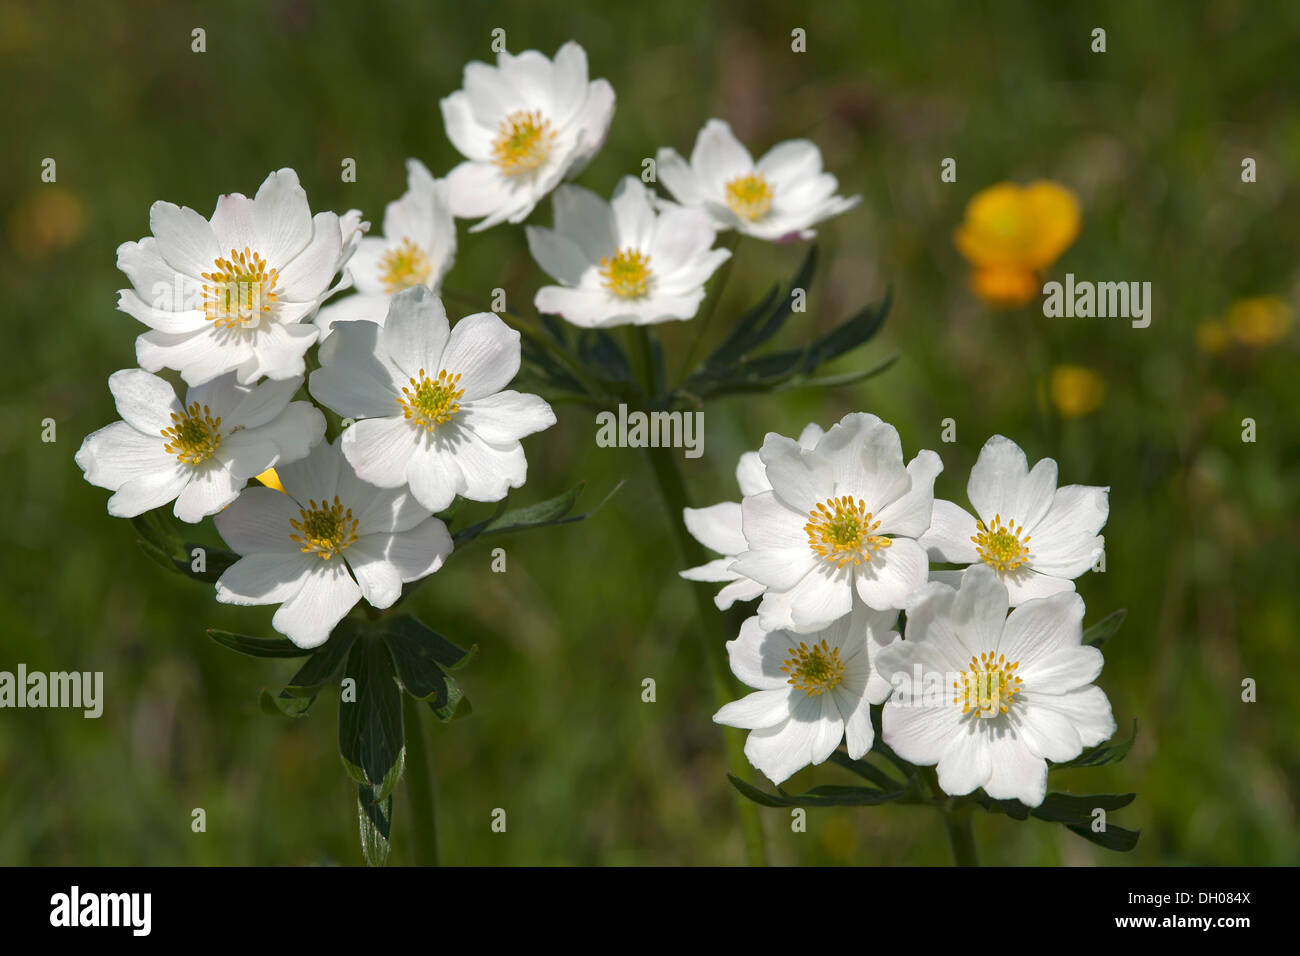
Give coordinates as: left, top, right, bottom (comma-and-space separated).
681, 423, 824, 610
440, 41, 615, 232
714, 602, 899, 786
117, 168, 367, 386
732, 412, 942, 632
315, 159, 456, 337
526, 177, 731, 329
75, 368, 324, 523
308, 285, 556, 513
876, 564, 1116, 807
655, 119, 860, 241
214, 438, 453, 648
919, 435, 1108, 606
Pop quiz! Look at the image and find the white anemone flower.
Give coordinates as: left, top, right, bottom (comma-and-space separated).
214, 439, 453, 649
75, 368, 324, 523
732, 413, 942, 632
655, 119, 860, 242
714, 601, 900, 786
440, 41, 615, 232
117, 168, 367, 386
308, 285, 556, 513
527, 176, 731, 328
919, 435, 1108, 606
681, 423, 824, 610
876, 564, 1117, 807
315, 159, 456, 337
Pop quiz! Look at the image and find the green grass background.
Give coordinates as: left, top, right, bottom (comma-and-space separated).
1, 0, 1297, 865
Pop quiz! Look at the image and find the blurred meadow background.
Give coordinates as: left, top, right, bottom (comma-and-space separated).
2, 0, 1297, 865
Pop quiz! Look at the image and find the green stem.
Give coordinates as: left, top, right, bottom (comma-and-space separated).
642, 441, 768, 866
941, 801, 979, 867
402, 695, 439, 866
676, 233, 740, 388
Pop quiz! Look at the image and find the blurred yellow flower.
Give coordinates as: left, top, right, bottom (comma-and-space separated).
255, 468, 286, 493
955, 181, 1080, 308
1225, 296, 1292, 348
8, 186, 87, 263
1049, 365, 1105, 418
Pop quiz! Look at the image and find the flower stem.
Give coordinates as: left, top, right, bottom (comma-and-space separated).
676, 233, 740, 389
941, 801, 979, 867
642, 440, 769, 866
402, 694, 439, 866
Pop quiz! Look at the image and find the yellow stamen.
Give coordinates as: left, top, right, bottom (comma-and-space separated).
289, 496, 358, 560
598, 248, 653, 299
724, 172, 774, 221
159, 402, 223, 465
397, 368, 464, 432
201, 247, 279, 329
971, 514, 1032, 572
953, 652, 1023, 717
805, 495, 891, 568
781, 639, 846, 696
491, 109, 555, 177
378, 238, 432, 294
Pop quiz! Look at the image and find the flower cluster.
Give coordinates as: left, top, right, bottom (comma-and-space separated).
688, 417, 1115, 806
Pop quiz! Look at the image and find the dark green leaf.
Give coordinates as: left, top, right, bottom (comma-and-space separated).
1065, 822, 1141, 852
207, 629, 310, 659
827, 750, 906, 790
259, 687, 315, 717
1053, 719, 1138, 769
706, 246, 817, 371
284, 621, 362, 693
727, 773, 908, 808
383, 615, 475, 715
385, 615, 476, 671
1031, 792, 1137, 826
799, 288, 892, 373
338, 639, 405, 799
1083, 608, 1127, 648
454, 480, 622, 544
578, 330, 632, 384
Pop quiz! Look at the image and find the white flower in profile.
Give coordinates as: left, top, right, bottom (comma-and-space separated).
919, 435, 1108, 606
214, 439, 453, 649
655, 119, 860, 242
714, 601, 900, 786
526, 177, 731, 328
308, 285, 556, 513
315, 159, 456, 337
731, 413, 942, 633
75, 368, 324, 523
876, 564, 1116, 808
440, 41, 615, 232
681, 423, 824, 610
117, 168, 367, 386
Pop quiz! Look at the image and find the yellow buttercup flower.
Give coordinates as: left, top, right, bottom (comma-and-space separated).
1049, 365, 1105, 418
955, 181, 1081, 308
1225, 296, 1292, 348
1195, 319, 1229, 355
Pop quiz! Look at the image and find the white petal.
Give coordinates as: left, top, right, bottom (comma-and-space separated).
874, 448, 943, 538
815, 412, 910, 510
982, 732, 1048, 806
919, 498, 980, 564
404, 442, 466, 512
440, 312, 521, 399
275, 438, 341, 504
272, 562, 362, 649
150, 201, 220, 276
75, 422, 172, 491
731, 548, 814, 592
758, 434, 834, 513
459, 391, 555, 444
654, 148, 702, 206
106, 467, 190, 518
276, 211, 344, 302
253, 168, 313, 267
549, 184, 617, 263
447, 427, 527, 502
852, 537, 929, 611
724, 616, 792, 690
735, 450, 769, 497
714, 687, 792, 730
739, 694, 831, 786
998, 589, 1085, 669
173, 462, 241, 522
715, 576, 765, 609
341, 416, 419, 488
241, 401, 325, 467
1027, 485, 1109, 576
690, 118, 754, 193
108, 368, 181, 433
683, 501, 746, 557
526, 224, 592, 285
967, 435, 1035, 525
213, 486, 304, 554
1022, 684, 1116, 750
215, 552, 315, 605
440, 91, 493, 161
935, 727, 992, 796
881, 695, 963, 766
1002, 568, 1078, 605
380, 285, 451, 379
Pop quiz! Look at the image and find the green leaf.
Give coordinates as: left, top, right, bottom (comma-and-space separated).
578, 330, 632, 384
1030, 791, 1136, 826
206, 629, 310, 659
259, 687, 315, 718
827, 750, 907, 791
727, 773, 909, 808
356, 784, 393, 867
129, 511, 240, 583
1065, 822, 1141, 852
338, 638, 405, 800
1053, 719, 1138, 769
1083, 608, 1127, 648
284, 621, 362, 694
705, 245, 817, 371
453, 480, 622, 544
385, 615, 476, 671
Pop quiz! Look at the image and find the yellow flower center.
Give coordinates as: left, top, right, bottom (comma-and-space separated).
289, 496, 358, 560
159, 402, 223, 465
953, 652, 1023, 717
598, 248, 653, 299
971, 514, 1031, 572
806, 495, 891, 568
201, 247, 279, 329
781, 639, 846, 696
397, 368, 464, 432
492, 109, 555, 177
724, 172, 774, 221
378, 238, 432, 294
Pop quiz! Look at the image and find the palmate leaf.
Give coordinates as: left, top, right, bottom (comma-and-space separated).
1083, 608, 1127, 648
382, 616, 475, 723
451, 480, 622, 545
338, 638, 405, 801
356, 783, 394, 867
704, 245, 818, 372
975, 789, 1141, 852
257, 622, 364, 718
